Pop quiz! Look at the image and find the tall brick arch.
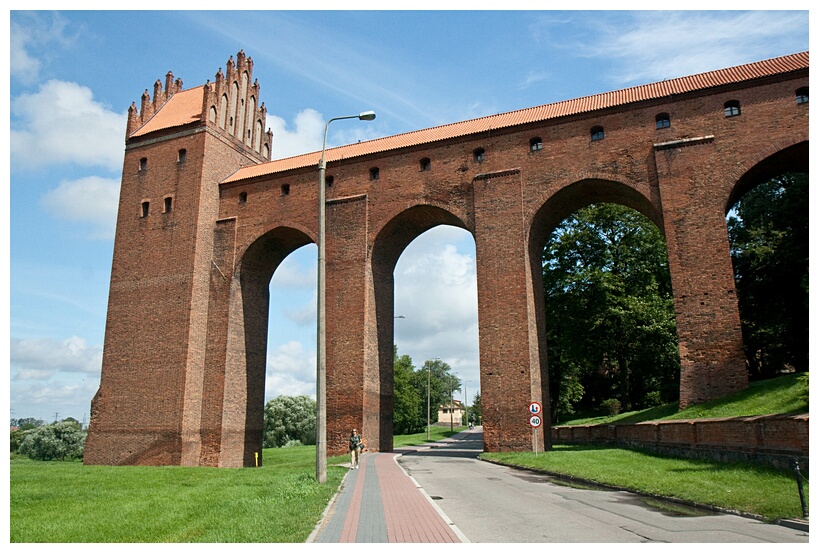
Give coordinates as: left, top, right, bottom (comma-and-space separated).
84, 51, 808, 467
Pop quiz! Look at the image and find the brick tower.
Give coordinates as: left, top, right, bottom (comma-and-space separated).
84, 51, 273, 466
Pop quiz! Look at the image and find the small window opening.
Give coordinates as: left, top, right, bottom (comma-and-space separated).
177, 149, 187, 163
238, 192, 247, 204
369, 167, 380, 180
724, 100, 741, 117
326, 175, 334, 188
140, 201, 149, 218
281, 184, 290, 196
139, 157, 148, 171
419, 158, 431, 171
473, 148, 485, 162
164, 197, 173, 213
590, 126, 605, 141
796, 87, 808, 104
529, 137, 542, 152
655, 113, 670, 129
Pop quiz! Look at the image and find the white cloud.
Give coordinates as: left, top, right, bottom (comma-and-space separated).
41, 175, 120, 239
267, 108, 325, 160
265, 341, 316, 400
10, 20, 43, 85
11, 80, 127, 171
10, 336, 103, 377
10, 12, 75, 86
574, 11, 809, 85
394, 227, 480, 386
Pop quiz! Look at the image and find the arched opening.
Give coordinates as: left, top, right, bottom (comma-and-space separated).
529, 180, 678, 423
726, 142, 808, 380
393, 225, 480, 440
222, 226, 313, 466
370, 205, 476, 450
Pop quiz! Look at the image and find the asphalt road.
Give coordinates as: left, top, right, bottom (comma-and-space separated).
397, 428, 809, 543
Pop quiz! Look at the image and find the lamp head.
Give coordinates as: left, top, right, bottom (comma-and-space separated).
358, 111, 376, 121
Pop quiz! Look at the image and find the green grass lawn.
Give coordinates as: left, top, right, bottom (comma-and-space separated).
10, 446, 344, 543
11, 376, 809, 541
481, 445, 808, 522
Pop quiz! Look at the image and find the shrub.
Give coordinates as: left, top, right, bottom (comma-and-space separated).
644, 391, 664, 408
17, 421, 86, 461
600, 398, 621, 416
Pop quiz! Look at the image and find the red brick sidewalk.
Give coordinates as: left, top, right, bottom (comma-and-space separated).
310, 450, 465, 543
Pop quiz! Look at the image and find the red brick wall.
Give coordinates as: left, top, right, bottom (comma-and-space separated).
85, 56, 808, 466
552, 415, 809, 470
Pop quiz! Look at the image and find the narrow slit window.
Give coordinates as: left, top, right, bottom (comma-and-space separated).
164, 197, 173, 213
281, 184, 290, 196
238, 192, 247, 204
796, 87, 808, 104
369, 167, 380, 180
139, 157, 148, 171
178, 149, 187, 164
140, 201, 149, 218
724, 100, 741, 117
326, 175, 334, 188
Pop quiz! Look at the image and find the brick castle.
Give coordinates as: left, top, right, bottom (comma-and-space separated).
84, 50, 809, 467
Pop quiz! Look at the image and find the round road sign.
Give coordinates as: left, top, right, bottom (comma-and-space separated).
529, 415, 542, 428
528, 402, 542, 415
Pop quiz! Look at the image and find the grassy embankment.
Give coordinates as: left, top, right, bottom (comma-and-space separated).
481, 372, 809, 522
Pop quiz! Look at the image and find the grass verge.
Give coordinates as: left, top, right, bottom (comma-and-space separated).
481, 444, 808, 522
10, 446, 343, 543
560, 372, 808, 426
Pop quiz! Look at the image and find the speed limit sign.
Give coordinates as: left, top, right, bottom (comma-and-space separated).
529, 414, 543, 428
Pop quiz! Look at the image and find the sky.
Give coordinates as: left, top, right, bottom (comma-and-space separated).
5, 7, 811, 425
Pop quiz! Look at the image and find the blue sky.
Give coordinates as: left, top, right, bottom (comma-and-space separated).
6, 8, 810, 424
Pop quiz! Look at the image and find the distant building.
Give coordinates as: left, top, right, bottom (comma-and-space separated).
436, 399, 466, 426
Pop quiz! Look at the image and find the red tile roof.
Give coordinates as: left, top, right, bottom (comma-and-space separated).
130, 86, 206, 138
195, 52, 807, 184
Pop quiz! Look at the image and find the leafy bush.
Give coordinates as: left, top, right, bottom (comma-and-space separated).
263, 395, 316, 448
17, 420, 86, 461
644, 391, 663, 407
600, 398, 621, 416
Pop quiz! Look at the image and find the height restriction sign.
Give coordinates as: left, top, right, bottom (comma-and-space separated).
528, 402, 542, 415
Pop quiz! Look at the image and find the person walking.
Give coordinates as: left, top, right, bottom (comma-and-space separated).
349, 428, 362, 469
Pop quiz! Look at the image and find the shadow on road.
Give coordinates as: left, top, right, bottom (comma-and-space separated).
396, 428, 484, 459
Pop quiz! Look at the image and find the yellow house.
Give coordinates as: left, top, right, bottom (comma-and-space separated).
436, 399, 466, 426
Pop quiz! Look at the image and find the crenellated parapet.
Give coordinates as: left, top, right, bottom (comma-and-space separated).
126, 72, 184, 138
201, 50, 272, 160
126, 50, 271, 161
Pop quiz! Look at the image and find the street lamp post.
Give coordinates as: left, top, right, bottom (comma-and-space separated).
316, 111, 375, 484
426, 362, 431, 441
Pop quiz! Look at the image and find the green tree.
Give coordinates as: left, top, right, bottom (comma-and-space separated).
263, 395, 316, 448
393, 347, 425, 434
727, 173, 808, 378
391, 349, 462, 435
13, 417, 45, 430
543, 203, 680, 420
469, 392, 482, 425
17, 420, 86, 461
419, 358, 460, 423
